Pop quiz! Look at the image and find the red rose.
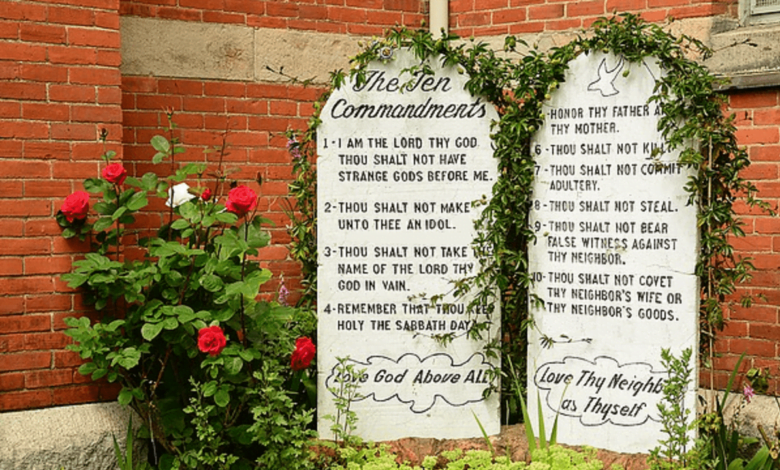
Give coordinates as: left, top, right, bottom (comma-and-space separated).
291, 337, 315, 371
198, 325, 227, 357
201, 188, 212, 201
226, 185, 257, 217
102, 163, 127, 185
61, 191, 90, 222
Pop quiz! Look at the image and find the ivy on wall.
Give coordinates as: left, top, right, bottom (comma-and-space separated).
286, 13, 769, 420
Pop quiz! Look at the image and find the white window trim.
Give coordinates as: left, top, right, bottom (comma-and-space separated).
741, 0, 780, 25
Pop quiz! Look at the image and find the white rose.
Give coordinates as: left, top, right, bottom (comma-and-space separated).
166, 182, 196, 208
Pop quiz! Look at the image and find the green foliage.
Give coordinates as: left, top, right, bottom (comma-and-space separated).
649, 348, 696, 469
323, 357, 365, 446
60, 116, 317, 469
327, 443, 617, 470
285, 14, 766, 426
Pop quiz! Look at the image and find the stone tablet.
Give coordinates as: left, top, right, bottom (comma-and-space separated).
528, 52, 698, 454
316, 49, 500, 441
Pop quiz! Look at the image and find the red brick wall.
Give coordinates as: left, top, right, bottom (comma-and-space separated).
704, 89, 780, 392
0, 0, 776, 412
118, 0, 427, 35
0, 0, 124, 411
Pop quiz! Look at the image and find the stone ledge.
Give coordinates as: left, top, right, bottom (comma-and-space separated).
0, 402, 141, 470
705, 20, 780, 89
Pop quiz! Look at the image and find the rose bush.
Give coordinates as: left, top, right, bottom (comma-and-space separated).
59, 120, 317, 470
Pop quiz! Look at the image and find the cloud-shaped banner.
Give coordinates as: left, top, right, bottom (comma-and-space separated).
325, 353, 494, 413
533, 356, 668, 427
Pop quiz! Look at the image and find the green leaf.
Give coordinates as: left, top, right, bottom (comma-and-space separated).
126, 191, 148, 211
224, 357, 243, 375
214, 387, 230, 407
141, 322, 164, 341
152, 152, 166, 164
162, 317, 178, 330
93, 202, 115, 215
178, 202, 198, 221
92, 217, 114, 232
111, 206, 127, 221
118, 388, 133, 406
78, 362, 98, 375
170, 218, 189, 230
92, 368, 108, 380
203, 381, 217, 397
200, 274, 223, 293
83, 178, 108, 194
151, 135, 170, 153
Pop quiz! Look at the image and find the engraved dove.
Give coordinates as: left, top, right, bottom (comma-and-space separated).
587, 56, 625, 97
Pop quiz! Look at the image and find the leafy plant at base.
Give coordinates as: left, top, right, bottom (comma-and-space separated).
285, 15, 768, 426
59, 117, 317, 469
323, 357, 365, 446
648, 348, 699, 470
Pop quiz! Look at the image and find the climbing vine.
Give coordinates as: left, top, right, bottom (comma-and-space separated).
286, 14, 769, 421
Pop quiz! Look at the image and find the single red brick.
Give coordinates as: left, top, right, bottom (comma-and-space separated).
121, 76, 157, 93
0, 389, 52, 411
97, 49, 122, 67
135, 94, 183, 110
0, 120, 50, 139
225, 0, 265, 14
0, 258, 22, 276
528, 3, 564, 19
267, 1, 299, 16
736, 127, 779, 145
1, 274, 56, 295
0, 20, 19, 39
158, 79, 203, 96
25, 219, 66, 237
1, 1, 48, 21
69, 67, 121, 86
48, 46, 98, 65
52, 384, 100, 406
0, 82, 46, 101
202, 11, 245, 23
156, 7, 202, 22
492, 8, 526, 23
24, 142, 71, 160
94, 11, 120, 29
48, 6, 95, 26
568, 0, 605, 16
730, 90, 778, 109
509, 21, 545, 34
0, 42, 47, 62
0, 373, 24, 391
49, 84, 96, 103
54, 350, 83, 368
29, 296, 74, 315
204, 81, 246, 97
24, 256, 73, 275
753, 108, 780, 126
71, 105, 122, 123
51, 123, 97, 141
20, 23, 67, 43
22, 102, 69, 121
0, 351, 51, 372
0, 199, 52, 216
383, 0, 420, 11
26, 368, 74, 388
606, 0, 647, 10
